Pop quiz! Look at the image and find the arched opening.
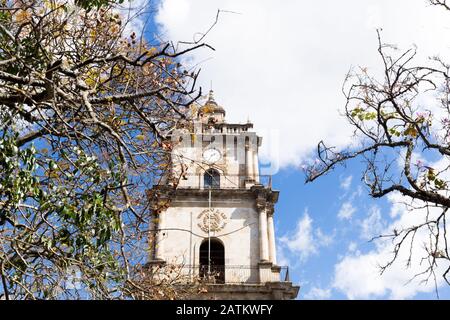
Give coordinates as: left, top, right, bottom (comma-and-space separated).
199, 238, 225, 284
204, 169, 220, 189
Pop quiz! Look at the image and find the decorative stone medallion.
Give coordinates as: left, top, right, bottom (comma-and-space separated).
197, 209, 227, 233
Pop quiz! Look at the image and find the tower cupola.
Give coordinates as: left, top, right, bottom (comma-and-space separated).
198, 90, 226, 124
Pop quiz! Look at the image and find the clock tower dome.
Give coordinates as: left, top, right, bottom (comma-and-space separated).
147, 90, 299, 300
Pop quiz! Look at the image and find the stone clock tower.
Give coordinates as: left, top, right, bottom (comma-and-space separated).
148, 91, 299, 300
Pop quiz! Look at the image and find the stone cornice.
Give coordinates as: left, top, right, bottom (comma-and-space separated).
149, 185, 280, 208
210, 123, 254, 130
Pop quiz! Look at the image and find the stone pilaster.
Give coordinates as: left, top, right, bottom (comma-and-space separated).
253, 149, 259, 183
267, 206, 277, 265
148, 212, 157, 260
245, 140, 255, 183
154, 209, 166, 261
257, 200, 269, 262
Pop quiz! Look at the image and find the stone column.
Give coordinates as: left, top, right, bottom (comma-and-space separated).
267, 207, 277, 265
246, 138, 255, 181
245, 142, 250, 180
148, 212, 156, 260
257, 201, 269, 262
154, 209, 166, 261
253, 149, 259, 183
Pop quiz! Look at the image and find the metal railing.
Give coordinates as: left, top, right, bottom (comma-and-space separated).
168, 265, 290, 284
172, 173, 273, 190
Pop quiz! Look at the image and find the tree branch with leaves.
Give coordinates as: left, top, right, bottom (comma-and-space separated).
0, 0, 211, 299
305, 3, 450, 288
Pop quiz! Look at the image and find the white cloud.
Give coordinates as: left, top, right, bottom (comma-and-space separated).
275, 243, 290, 267
340, 175, 353, 191
279, 211, 316, 261
338, 201, 356, 220
279, 209, 333, 262
351, 186, 364, 200
316, 228, 334, 247
334, 193, 450, 299
304, 286, 332, 300
119, 0, 152, 36
348, 242, 358, 253
155, 0, 450, 300
155, 0, 450, 169
333, 245, 446, 300
360, 205, 386, 240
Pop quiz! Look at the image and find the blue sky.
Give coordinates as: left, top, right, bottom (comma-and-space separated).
272, 163, 450, 299
126, 0, 450, 299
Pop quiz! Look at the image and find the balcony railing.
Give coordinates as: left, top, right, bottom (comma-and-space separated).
149, 264, 291, 285
170, 173, 273, 190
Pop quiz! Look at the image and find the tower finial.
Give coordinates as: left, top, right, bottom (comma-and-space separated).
198, 87, 225, 117
207, 89, 217, 105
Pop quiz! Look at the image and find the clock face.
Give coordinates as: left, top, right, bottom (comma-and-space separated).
203, 148, 221, 163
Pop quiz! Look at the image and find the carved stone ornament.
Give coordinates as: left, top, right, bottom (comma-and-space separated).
197, 209, 227, 233
256, 199, 266, 212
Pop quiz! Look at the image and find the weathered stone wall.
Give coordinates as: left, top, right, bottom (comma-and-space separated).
160, 197, 260, 284
188, 283, 300, 300
170, 130, 259, 189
